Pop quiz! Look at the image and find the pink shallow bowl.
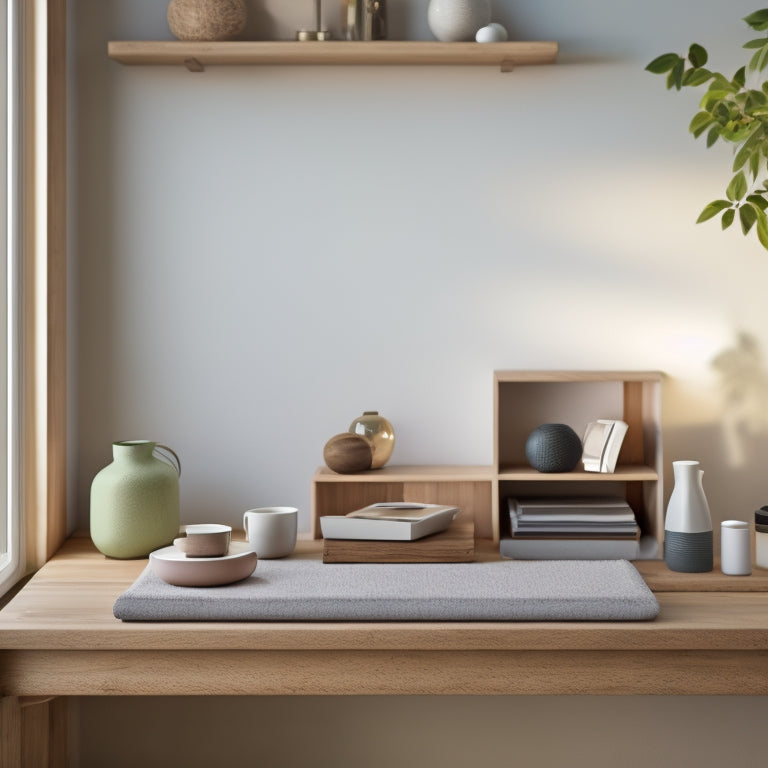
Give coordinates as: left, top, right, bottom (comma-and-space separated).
150, 541, 257, 587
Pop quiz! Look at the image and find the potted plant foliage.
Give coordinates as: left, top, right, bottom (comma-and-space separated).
647, 9, 768, 250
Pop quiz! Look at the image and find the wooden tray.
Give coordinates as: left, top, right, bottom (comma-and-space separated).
322, 517, 475, 564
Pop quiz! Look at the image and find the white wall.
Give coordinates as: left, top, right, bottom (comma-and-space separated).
75, 0, 768, 533
71, 0, 768, 764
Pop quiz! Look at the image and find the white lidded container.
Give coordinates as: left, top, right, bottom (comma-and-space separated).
720, 520, 751, 576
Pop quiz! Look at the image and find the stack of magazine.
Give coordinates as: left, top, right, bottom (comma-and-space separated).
502, 497, 642, 560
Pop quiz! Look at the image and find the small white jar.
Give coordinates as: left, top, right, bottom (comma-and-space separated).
756, 507, 768, 569
721, 520, 751, 575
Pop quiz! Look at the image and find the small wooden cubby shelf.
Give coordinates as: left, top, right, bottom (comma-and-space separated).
107, 40, 559, 72
311, 371, 664, 556
493, 370, 663, 550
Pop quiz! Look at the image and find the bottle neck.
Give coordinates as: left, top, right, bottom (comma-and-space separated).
112, 440, 156, 463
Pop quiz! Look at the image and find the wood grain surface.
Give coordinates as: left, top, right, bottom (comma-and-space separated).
2, 536, 768, 697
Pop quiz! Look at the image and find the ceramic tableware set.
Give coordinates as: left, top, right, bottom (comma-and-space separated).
151, 508, 298, 587
90, 439, 299, 587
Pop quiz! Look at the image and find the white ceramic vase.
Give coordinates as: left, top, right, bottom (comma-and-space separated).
427, 0, 491, 42
664, 460, 713, 572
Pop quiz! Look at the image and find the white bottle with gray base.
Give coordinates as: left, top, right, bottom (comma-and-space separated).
664, 460, 713, 573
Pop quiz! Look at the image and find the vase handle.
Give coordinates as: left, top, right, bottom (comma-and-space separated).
154, 444, 181, 477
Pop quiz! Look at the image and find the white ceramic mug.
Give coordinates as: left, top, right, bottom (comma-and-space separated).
243, 507, 298, 559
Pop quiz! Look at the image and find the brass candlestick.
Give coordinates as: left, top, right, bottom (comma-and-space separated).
297, 0, 331, 41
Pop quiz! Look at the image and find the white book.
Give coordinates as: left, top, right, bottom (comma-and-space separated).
320, 503, 460, 541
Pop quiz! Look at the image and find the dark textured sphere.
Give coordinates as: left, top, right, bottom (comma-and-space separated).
525, 423, 582, 473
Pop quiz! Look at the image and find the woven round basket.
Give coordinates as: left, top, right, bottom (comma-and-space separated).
167, 0, 247, 42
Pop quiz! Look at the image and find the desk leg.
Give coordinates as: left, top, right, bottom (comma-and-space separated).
1, 696, 22, 767
0, 695, 68, 767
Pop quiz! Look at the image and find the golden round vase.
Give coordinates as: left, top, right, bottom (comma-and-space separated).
348, 411, 395, 469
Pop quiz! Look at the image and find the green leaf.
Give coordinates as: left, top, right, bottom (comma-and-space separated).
745, 10, 768, 31
721, 122, 751, 143
710, 74, 737, 91
727, 171, 748, 201
734, 142, 755, 172
688, 43, 708, 67
733, 66, 747, 88
746, 88, 768, 109
646, 53, 682, 74
749, 45, 768, 72
744, 37, 768, 49
722, 208, 736, 229
715, 102, 733, 122
748, 194, 768, 211
732, 126, 763, 172
757, 210, 768, 250
682, 67, 714, 87
751, 150, 761, 179
706, 126, 720, 147
701, 90, 734, 110
741, 204, 758, 234
689, 111, 714, 137
667, 58, 685, 90
697, 200, 732, 223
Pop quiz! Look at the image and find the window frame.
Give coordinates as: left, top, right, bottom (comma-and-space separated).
0, 0, 67, 597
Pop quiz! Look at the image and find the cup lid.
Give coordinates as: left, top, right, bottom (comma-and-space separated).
755, 506, 768, 526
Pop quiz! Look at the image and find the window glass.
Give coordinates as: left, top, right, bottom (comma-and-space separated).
1, 1, 20, 595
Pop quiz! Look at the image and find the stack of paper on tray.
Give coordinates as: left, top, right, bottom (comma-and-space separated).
501, 497, 642, 560
509, 497, 639, 539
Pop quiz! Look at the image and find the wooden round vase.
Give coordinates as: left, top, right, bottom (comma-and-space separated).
323, 433, 373, 474
167, 0, 247, 41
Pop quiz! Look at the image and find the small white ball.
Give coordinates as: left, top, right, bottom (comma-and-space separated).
488, 22, 508, 40
475, 22, 508, 43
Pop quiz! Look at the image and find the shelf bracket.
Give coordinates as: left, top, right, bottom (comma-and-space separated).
500, 59, 515, 73
184, 57, 205, 73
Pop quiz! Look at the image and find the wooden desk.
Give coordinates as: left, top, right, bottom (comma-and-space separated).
2, 536, 768, 764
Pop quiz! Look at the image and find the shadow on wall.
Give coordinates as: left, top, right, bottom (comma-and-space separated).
664, 332, 768, 534
711, 331, 768, 468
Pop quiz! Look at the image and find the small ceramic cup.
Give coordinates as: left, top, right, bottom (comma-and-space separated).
173, 523, 232, 558
243, 507, 298, 559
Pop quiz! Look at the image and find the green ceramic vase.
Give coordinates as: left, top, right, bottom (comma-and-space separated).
90, 440, 181, 559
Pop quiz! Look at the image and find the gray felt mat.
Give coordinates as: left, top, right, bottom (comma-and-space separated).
113, 558, 659, 622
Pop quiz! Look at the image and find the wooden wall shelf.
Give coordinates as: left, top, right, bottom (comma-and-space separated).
107, 40, 559, 72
